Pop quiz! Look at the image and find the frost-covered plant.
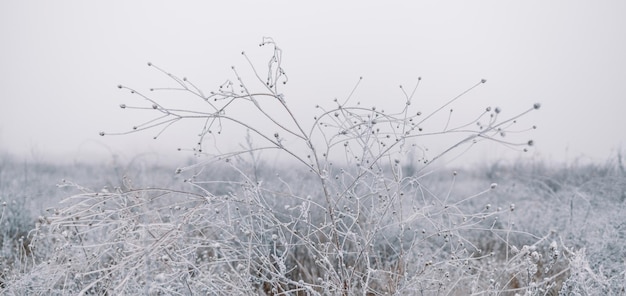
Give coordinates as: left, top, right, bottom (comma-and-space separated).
557, 247, 625, 296
2, 38, 546, 295
0, 198, 33, 290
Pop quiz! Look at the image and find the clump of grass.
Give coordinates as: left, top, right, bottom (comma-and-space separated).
2, 38, 557, 295
0, 199, 33, 290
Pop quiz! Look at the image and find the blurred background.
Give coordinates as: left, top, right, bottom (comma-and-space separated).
1, 1, 625, 167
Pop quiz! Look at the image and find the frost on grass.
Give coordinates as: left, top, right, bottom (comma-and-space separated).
6, 38, 623, 295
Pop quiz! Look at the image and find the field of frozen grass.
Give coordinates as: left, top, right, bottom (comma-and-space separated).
1, 39, 625, 295
1, 155, 624, 295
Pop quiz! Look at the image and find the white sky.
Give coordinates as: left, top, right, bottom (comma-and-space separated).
1, 1, 625, 166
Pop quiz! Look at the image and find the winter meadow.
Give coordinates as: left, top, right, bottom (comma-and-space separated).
1, 39, 625, 295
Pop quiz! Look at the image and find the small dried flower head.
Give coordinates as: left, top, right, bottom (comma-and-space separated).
274, 132, 279, 138
99, 132, 105, 136
119, 104, 126, 109
531, 251, 541, 262
481, 79, 487, 83
495, 107, 501, 114
533, 103, 541, 110
490, 183, 498, 189
521, 245, 530, 255
152, 104, 158, 109
527, 140, 534, 146
486, 106, 491, 112
117, 84, 123, 89
549, 241, 558, 251
510, 203, 515, 211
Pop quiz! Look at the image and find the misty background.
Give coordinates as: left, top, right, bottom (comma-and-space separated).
1, 1, 625, 167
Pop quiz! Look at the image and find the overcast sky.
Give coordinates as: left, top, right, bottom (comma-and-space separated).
1, 1, 625, 167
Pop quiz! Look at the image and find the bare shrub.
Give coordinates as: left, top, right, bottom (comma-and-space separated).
2, 38, 553, 295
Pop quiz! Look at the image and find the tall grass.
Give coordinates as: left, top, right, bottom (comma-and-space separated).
3, 38, 622, 295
